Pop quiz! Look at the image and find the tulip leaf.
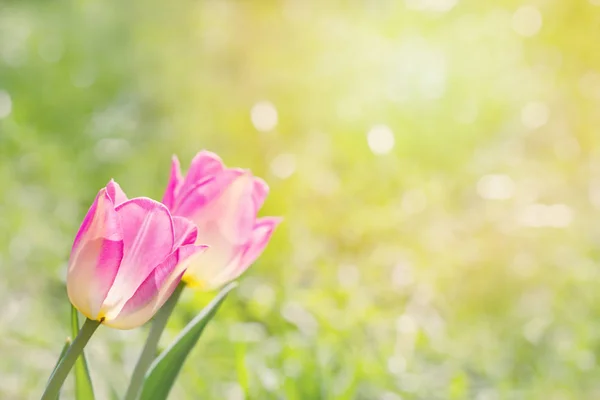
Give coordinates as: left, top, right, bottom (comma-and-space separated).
70, 306, 95, 400
139, 282, 237, 400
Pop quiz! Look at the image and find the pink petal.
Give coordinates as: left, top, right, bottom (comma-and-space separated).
212, 172, 257, 244
162, 156, 183, 210
106, 179, 128, 206
186, 217, 281, 290
67, 188, 124, 319
172, 216, 198, 248
104, 244, 207, 329
182, 227, 238, 289
181, 151, 225, 192
102, 198, 175, 312
235, 217, 281, 279
252, 177, 269, 211
174, 168, 246, 219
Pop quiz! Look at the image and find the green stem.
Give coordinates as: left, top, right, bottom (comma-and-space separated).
47, 337, 71, 387
41, 318, 101, 400
124, 283, 185, 400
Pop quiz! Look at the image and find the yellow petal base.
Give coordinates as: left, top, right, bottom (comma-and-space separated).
182, 273, 207, 290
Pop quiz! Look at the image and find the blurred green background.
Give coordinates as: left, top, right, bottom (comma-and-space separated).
2, 0, 600, 399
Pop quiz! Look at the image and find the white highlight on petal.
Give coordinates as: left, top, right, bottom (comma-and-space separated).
0, 90, 13, 119
512, 6, 543, 37
367, 124, 395, 155
270, 153, 296, 179
521, 101, 549, 129
477, 174, 515, 200
251, 101, 278, 132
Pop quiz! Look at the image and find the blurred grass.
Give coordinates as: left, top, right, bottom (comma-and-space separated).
2, 0, 600, 399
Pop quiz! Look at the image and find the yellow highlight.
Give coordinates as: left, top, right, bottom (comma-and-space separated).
74, 305, 105, 323
182, 273, 207, 290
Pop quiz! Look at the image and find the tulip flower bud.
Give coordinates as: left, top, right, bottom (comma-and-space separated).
67, 180, 207, 329
162, 151, 281, 290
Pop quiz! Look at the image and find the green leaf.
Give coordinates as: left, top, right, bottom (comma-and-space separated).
71, 306, 95, 400
139, 282, 237, 400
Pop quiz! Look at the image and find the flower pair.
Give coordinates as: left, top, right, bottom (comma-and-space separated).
67, 151, 280, 329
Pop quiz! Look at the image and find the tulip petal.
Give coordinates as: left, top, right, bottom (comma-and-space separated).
213, 172, 256, 243
67, 188, 124, 320
106, 179, 128, 206
239, 217, 282, 270
104, 244, 207, 329
183, 227, 237, 289
173, 216, 198, 248
102, 198, 175, 313
162, 156, 183, 209
175, 168, 246, 222
252, 177, 269, 211
214, 217, 281, 286
181, 151, 225, 191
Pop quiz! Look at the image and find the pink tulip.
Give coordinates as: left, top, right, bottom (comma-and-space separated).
67, 180, 207, 330
162, 151, 281, 290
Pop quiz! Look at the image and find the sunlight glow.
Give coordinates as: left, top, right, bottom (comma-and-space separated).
367, 124, 395, 155
477, 174, 515, 200
517, 203, 573, 228
512, 6, 543, 37
270, 153, 296, 179
251, 101, 278, 132
521, 101, 549, 129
